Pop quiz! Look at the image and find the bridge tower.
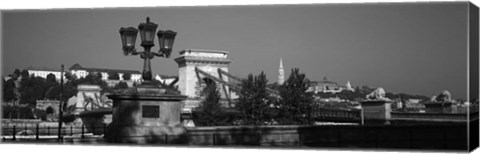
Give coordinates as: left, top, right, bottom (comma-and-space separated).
174, 49, 232, 109
72, 84, 102, 114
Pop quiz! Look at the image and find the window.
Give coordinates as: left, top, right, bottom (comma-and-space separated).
142, 105, 160, 118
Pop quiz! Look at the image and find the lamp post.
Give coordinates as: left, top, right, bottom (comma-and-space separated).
119, 17, 177, 84
109, 17, 187, 144
58, 64, 64, 141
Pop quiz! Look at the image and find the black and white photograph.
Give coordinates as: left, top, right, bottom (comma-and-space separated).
1, 1, 479, 153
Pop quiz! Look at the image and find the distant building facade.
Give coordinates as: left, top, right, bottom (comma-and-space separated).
27, 66, 63, 81
307, 77, 354, 94
154, 74, 178, 86
26, 64, 143, 83
69, 63, 142, 82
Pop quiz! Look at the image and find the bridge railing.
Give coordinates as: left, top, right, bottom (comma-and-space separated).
1, 124, 468, 150
311, 107, 362, 122
1, 124, 106, 142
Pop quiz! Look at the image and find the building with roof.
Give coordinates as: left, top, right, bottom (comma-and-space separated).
307, 77, 354, 94
27, 66, 63, 81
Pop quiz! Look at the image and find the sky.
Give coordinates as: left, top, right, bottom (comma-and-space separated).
1, 2, 471, 99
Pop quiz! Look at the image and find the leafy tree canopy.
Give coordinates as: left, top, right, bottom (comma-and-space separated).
3, 78, 16, 101
122, 73, 131, 80
236, 71, 275, 125
20, 69, 29, 78
108, 72, 120, 80
46, 73, 56, 83
115, 81, 129, 89
193, 81, 235, 126
13, 69, 21, 77
278, 68, 314, 125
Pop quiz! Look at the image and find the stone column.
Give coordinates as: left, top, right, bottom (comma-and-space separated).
360, 100, 392, 125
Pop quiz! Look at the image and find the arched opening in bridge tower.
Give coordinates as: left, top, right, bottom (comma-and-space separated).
46, 106, 55, 115
203, 78, 215, 85
201, 78, 217, 96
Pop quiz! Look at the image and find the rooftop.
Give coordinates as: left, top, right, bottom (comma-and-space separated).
311, 77, 339, 85
179, 49, 230, 55
27, 66, 61, 72
69, 63, 141, 74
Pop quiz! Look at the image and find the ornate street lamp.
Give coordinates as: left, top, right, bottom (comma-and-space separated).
119, 27, 138, 55
110, 17, 186, 144
119, 17, 177, 83
157, 30, 177, 58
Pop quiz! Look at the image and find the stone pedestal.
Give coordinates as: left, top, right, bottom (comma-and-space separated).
360, 100, 392, 125
106, 85, 188, 144
424, 102, 453, 113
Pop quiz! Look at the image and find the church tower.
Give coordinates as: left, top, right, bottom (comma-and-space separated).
346, 80, 354, 91
278, 58, 285, 84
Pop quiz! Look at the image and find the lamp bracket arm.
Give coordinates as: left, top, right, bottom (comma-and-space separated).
131, 50, 144, 56
151, 52, 166, 58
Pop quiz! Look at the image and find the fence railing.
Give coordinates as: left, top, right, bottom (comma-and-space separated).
2, 124, 107, 141
1, 124, 468, 150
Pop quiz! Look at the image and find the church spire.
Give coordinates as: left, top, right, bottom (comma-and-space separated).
278, 58, 284, 84
346, 80, 354, 91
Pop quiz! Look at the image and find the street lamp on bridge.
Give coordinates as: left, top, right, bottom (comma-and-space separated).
109, 17, 186, 143
119, 17, 177, 84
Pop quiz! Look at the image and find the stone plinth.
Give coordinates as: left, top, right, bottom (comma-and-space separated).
360, 100, 392, 125
106, 85, 188, 144
424, 102, 453, 113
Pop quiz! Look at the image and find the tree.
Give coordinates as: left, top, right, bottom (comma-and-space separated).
193, 80, 233, 126
278, 68, 314, 125
44, 84, 77, 102
200, 81, 221, 111
2, 106, 35, 119
116, 81, 129, 89
108, 72, 120, 80
122, 73, 131, 80
267, 82, 280, 91
46, 73, 56, 83
96, 72, 103, 80
3, 78, 15, 101
19, 76, 47, 105
13, 69, 21, 77
20, 69, 30, 79
64, 72, 74, 80
78, 72, 107, 88
236, 72, 274, 125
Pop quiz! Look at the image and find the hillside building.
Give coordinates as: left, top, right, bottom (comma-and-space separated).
308, 77, 354, 94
